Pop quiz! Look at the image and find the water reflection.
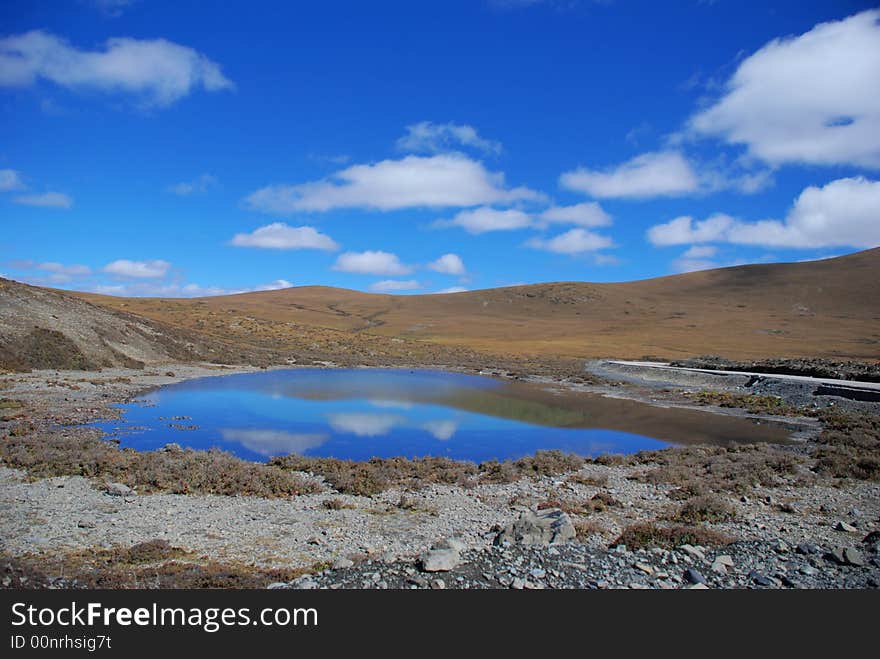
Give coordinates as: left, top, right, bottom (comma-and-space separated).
219, 428, 328, 457
93, 368, 796, 463
327, 412, 401, 437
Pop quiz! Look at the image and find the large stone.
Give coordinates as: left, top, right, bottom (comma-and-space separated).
494, 508, 576, 546
835, 521, 858, 533
679, 544, 706, 562
105, 482, 135, 497
420, 538, 463, 572
684, 568, 707, 585
827, 546, 865, 567
420, 548, 460, 572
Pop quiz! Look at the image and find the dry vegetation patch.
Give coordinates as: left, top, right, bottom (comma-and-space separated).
614, 522, 733, 550
0, 432, 319, 497
1, 544, 316, 589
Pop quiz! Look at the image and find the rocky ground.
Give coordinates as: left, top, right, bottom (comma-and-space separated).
1, 361, 878, 589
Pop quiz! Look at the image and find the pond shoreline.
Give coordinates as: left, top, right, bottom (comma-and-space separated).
1, 361, 878, 589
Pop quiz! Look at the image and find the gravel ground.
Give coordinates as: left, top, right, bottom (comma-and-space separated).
1, 363, 878, 589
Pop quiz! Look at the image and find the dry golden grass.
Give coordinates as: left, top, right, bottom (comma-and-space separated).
72, 248, 880, 361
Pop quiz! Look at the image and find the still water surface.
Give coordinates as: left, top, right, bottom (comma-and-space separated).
94, 368, 793, 463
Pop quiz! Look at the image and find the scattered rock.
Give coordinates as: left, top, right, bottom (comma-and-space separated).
332, 557, 354, 570
104, 482, 135, 497
679, 544, 706, 562
835, 521, 858, 533
684, 568, 707, 585
634, 562, 654, 575
827, 546, 865, 567
420, 538, 463, 572
494, 508, 575, 546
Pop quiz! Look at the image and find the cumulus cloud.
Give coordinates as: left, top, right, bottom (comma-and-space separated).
396, 121, 502, 155
647, 177, 880, 249
369, 279, 421, 292
0, 169, 25, 191
103, 259, 170, 278
538, 202, 611, 227
5, 260, 92, 284
560, 151, 699, 199
438, 207, 532, 234
681, 245, 717, 259
0, 30, 234, 108
671, 246, 720, 273
525, 228, 614, 254
688, 10, 880, 168
230, 223, 339, 250
90, 278, 294, 298
252, 279, 293, 291
13, 191, 72, 208
647, 213, 735, 246
333, 250, 413, 276
428, 253, 466, 275
244, 154, 539, 213
168, 174, 217, 196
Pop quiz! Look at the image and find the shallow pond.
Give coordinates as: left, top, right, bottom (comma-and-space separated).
94, 368, 795, 463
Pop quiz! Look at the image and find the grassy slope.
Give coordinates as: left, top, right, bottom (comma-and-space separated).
73, 248, 880, 361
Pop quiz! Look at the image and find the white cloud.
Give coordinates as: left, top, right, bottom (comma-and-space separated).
433, 286, 469, 294
428, 253, 466, 275
688, 10, 880, 168
439, 206, 532, 234
230, 223, 339, 250
252, 279, 293, 291
89, 278, 294, 298
647, 214, 735, 246
333, 251, 413, 276
327, 413, 400, 437
671, 256, 718, 274
369, 279, 421, 292
219, 429, 327, 457
168, 174, 217, 196
525, 228, 614, 254
0, 30, 234, 108
560, 151, 699, 199
539, 202, 611, 227
647, 177, 880, 249
244, 154, 540, 213
5, 260, 92, 284
13, 191, 72, 208
422, 420, 457, 441
672, 246, 720, 273
396, 121, 502, 155
0, 169, 25, 191
103, 259, 170, 278
681, 245, 717, 259
39, 262, 91, 278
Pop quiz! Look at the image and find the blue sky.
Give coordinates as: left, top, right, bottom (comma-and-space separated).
1, 0, 878, 296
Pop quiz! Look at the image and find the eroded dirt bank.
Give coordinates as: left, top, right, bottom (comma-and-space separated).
1, 362, 878, 589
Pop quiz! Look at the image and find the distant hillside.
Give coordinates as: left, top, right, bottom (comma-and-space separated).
72, 248, 880, 362
0, 278, 284, 371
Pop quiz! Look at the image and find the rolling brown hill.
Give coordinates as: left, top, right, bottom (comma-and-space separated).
70, 248, 880, 363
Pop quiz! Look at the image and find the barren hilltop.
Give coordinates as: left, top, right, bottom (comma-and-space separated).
2, 248, 877, 373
